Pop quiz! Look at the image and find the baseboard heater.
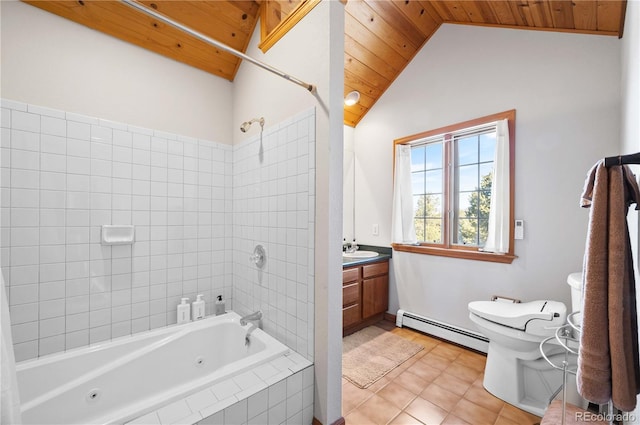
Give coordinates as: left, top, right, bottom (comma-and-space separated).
396, 309, 489, 354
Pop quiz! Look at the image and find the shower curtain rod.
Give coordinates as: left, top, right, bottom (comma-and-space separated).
121, 0, 316, 93
604, 152, 640, 167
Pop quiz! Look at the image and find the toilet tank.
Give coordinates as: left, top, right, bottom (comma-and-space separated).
567, 272, 583, 313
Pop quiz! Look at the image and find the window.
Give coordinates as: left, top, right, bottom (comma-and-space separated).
392, 110, 516, 264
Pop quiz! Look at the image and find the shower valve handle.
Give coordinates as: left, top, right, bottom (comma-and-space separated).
250, 245, 266, 269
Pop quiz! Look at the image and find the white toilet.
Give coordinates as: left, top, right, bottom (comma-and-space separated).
468, 299, 569, 416
567, 272, 583, 325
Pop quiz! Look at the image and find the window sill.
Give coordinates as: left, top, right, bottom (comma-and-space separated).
391, 243, 517, 264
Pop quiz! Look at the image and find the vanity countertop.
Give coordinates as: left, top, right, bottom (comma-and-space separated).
342, 245, 392, 268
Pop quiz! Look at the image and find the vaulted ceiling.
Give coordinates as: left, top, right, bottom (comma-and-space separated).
24, 0, 627, 127
343, 0, 626, 126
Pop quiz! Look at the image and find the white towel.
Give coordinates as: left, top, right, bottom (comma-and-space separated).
1, 271, 22, 424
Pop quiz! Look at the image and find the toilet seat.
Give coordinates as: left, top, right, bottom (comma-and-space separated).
468, 300, 566, 334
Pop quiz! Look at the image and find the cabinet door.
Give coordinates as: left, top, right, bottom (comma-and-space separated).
343, 303, 361, 328
362, 275, 388, 319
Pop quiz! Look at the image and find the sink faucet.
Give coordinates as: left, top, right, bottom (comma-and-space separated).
240, 310, 262, 326
345, 239, 358, 253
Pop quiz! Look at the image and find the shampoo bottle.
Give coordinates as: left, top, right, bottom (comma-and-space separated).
177, 298, 191, 324
215, 295, 225, 316
192, 294, 205, 320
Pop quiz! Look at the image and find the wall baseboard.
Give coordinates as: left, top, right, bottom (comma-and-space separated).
313, 416, 345, 425
384, 312, 396, 323
396, 309, 489, 353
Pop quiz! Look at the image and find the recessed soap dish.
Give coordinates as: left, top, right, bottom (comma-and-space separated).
101, 225, 135, 245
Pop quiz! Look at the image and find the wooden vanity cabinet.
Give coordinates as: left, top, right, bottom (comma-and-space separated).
343, 259, 389, 335
342, 267, 361, 329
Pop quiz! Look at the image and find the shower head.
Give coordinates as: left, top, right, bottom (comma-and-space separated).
240, 117, 265, 133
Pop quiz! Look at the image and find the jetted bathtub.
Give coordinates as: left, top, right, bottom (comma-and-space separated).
16, 311, 289, 424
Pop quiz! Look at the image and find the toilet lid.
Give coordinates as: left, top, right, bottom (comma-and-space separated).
468, 300, 564, 330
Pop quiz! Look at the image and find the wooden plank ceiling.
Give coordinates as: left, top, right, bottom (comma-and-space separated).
344, 0, 626, 126
22, 0, 261, 81
23, 1, 626, 128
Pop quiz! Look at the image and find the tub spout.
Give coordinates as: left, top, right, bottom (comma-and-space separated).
245, 322, 258, 346
240, 310, 262, 326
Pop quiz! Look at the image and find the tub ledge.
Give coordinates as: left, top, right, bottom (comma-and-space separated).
126, 351, 313, 425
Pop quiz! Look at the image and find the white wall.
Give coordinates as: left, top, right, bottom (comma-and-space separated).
343, 126, 355, 242
0, 1, 233, 143
622, 0, 640, 184
620, 0, 640, 421
622, 1, 640, 156
354, 24, 621, 332
232, 3, 345, 424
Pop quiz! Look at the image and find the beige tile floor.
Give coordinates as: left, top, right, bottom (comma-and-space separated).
343, 321, 542, 425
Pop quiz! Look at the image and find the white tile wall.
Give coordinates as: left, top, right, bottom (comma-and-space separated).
1, 99, 233, 361
232, 109, 315, 361
2, 100, 316, 367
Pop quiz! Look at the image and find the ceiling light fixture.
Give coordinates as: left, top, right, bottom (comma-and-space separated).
344, 91, 360, 106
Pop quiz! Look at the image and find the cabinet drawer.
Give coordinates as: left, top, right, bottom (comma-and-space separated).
343, 282, 360, 306
343, 267, 360, 284
363, 261, 388, 279
343, 303, 361, 328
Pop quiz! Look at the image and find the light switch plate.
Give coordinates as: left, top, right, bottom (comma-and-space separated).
514, 219, 524, 239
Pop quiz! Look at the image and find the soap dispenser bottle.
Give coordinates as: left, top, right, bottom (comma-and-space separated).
215, 295, 225, 316
192, 294, 205, 320
177, 298, 191, 324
